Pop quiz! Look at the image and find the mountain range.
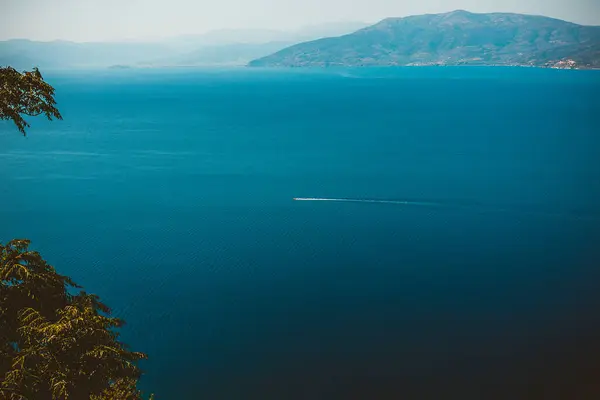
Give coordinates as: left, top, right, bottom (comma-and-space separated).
0, 22, 368, 69
248, 11, 600, 69
3, 12, 599, 70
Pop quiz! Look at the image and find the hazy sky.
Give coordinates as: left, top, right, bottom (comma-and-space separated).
1, 0, 599, 42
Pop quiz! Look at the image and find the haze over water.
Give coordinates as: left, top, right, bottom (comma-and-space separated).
1, 67, 599, 398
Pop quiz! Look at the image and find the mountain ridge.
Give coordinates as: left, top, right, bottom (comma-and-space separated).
248, 11, 600, 69
0, 22, 369, 69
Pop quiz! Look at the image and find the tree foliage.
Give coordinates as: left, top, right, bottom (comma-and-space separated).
0, 240, 153, 399
0, 66, 62, 135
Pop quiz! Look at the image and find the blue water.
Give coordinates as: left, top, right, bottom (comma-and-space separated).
2, 67, 600, 399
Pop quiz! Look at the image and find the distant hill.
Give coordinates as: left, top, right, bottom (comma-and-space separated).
142, 22, 369, 66
162, 42, 294, 66
293, 21, 372, 42
162, 22, 369, 49
0, 40, 176, 70
0, 22, 369, 69
248, 11, 600, 68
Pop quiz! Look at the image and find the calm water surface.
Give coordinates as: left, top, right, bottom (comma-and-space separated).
1, 67, 600, 399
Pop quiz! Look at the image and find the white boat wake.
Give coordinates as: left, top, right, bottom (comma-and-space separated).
293, 198, 442, 207
292, 197, 600, 220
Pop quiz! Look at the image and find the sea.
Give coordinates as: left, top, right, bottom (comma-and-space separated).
1, 67, 600, 399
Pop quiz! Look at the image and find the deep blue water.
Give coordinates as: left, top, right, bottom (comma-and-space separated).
1, 67, 600, 399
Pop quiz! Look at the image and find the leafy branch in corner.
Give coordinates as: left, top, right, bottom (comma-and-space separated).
0, 66, 63, 135
0, 240, 153, 399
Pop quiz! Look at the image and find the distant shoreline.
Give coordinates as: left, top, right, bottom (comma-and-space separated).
243, 64, 600, 71
123, 64, 600, 70
27, 64, 600, 72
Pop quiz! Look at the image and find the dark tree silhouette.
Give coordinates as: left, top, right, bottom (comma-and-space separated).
0, 240, 153, 399
0, 66, 62, 135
